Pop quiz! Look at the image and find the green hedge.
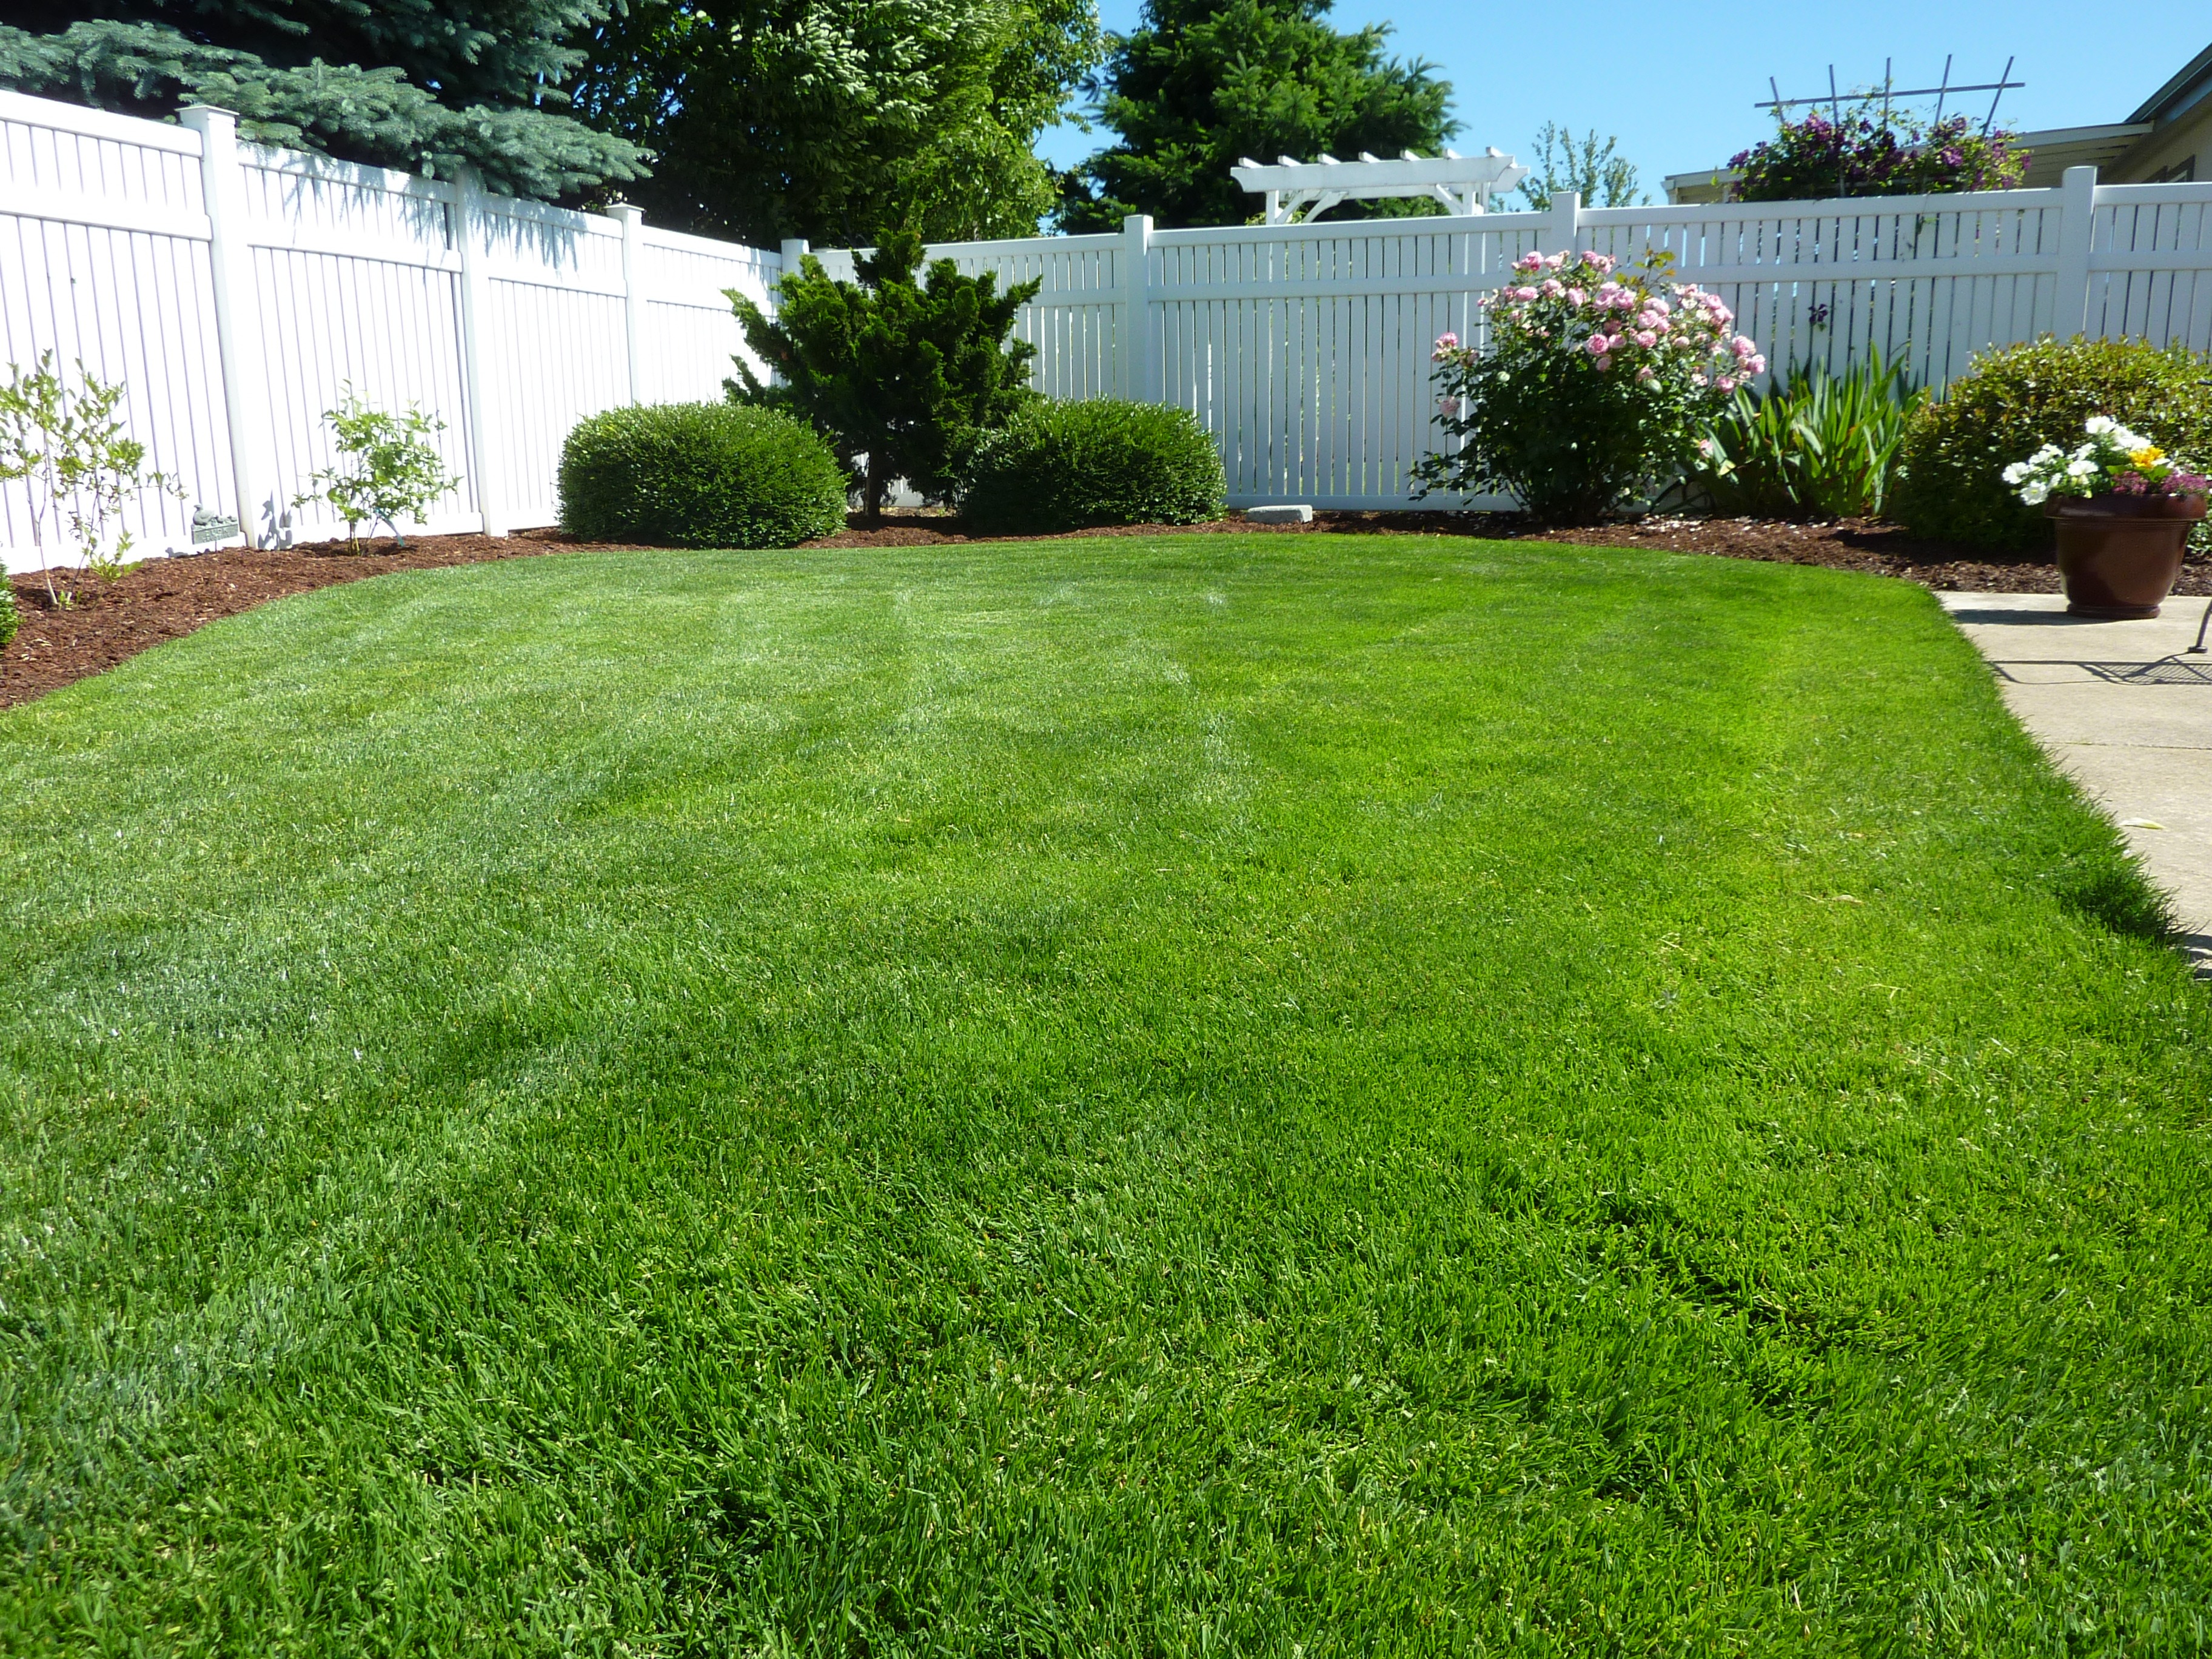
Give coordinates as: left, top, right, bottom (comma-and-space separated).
0, 580, 16, 651
959, 400, 1226, 534
558, 402, 848, 549
1891, 337, 2212, 549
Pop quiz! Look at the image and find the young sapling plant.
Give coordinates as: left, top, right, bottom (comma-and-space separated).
296, 390, 460, 549
0, 353, 183, 604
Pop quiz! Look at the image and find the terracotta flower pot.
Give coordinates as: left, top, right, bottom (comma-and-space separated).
2045, 492, 2207, 618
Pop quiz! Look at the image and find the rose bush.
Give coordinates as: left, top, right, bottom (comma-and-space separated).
1412, 250, 1766, 521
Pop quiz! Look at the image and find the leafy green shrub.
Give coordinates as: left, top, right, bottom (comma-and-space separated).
0, 579, 18, 649
1696, 346, 1926, 518
959, 399, 1225, 532
295, 389, 458, 549
0, 352, 181, 600
729, 230, 1040, 521
1891, 337, 2212, 550
558, 402, 848, 549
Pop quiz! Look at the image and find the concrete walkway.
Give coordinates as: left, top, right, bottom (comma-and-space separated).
1940, 590, 2212, 973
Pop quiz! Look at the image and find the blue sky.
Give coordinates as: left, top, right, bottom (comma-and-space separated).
1036, 0, 2207, 196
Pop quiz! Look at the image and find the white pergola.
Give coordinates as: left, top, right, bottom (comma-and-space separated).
1230, 149, 1531, 225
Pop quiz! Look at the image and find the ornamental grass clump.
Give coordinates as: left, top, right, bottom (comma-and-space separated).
2002, 417, 2209, 506
1695, 346, 1927, 518
1413, 250, 1766, 522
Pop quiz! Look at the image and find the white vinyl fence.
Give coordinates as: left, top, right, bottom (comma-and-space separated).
10, 76, 2212, 562
822, 170, 2212, 509
0, 90, 783, 571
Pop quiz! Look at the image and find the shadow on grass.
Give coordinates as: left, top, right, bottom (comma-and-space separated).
2054, 853, 2179, 948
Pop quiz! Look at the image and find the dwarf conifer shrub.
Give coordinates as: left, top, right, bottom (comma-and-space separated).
0, 580, 17, 649
558, 403, 848, 549
1891, 337, 2212, 549
959, 400, 1225, 533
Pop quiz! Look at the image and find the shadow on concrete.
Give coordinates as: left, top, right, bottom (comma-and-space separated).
1982, 657, 2212, 685
2085, 660, 2212, 685
1943, 607, 2102, 627
2180, 933, 2212, 980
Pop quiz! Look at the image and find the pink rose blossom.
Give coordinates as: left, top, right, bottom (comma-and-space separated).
1585, 334, 1610, 357
1564, 287, 1586, 306
1746, 354, 1767, 375
1636, 366, 1656, 382
1635, 330, 1658, 348
1715, 375, 1737, 393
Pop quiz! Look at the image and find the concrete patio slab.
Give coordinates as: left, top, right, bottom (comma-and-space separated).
1939, 589, 2212, 973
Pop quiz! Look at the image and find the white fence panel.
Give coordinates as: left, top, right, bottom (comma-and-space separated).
639, 226, 781, 403
239, 147, 476, 542
0, 92, 229, 559
0, 90, 788, 572
871, 171, 2212, 509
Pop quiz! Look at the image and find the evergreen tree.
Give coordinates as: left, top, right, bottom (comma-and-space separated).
566, 0, 1101, 247
728, 230, 1041, 520
1060, 0, 1453, 232
0, 1, 643, 201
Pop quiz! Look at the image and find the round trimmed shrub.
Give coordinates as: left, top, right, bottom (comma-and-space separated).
0, 580, 16, 650
1891, 337, 2212, 550
558, 402, 848, 549
960, 400, 1225, 533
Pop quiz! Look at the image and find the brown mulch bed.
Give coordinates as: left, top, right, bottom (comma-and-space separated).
7, 513, 2207, 709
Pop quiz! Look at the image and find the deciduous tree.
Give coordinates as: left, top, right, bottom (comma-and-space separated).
1059, 0, 1453, 231
566, 0, 1101, 246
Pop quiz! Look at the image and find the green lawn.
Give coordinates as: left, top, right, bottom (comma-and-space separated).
1, 534, 2207, 1655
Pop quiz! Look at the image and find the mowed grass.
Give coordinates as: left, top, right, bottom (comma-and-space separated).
1, 534, 2208, 1656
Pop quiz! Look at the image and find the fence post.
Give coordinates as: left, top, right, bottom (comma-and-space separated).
179, 106, 272, 546
780, 237, 808, 275
612, 203, 646, 405
2054, 165, 2099, 340
1547, 189, 1581, 258
1122, 213, 1155, 402
454, 168, 505, 537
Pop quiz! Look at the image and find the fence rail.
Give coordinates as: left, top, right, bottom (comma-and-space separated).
10, 82, 2212, 566
821, 170, 2212, 509
0, 90, 782, 571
